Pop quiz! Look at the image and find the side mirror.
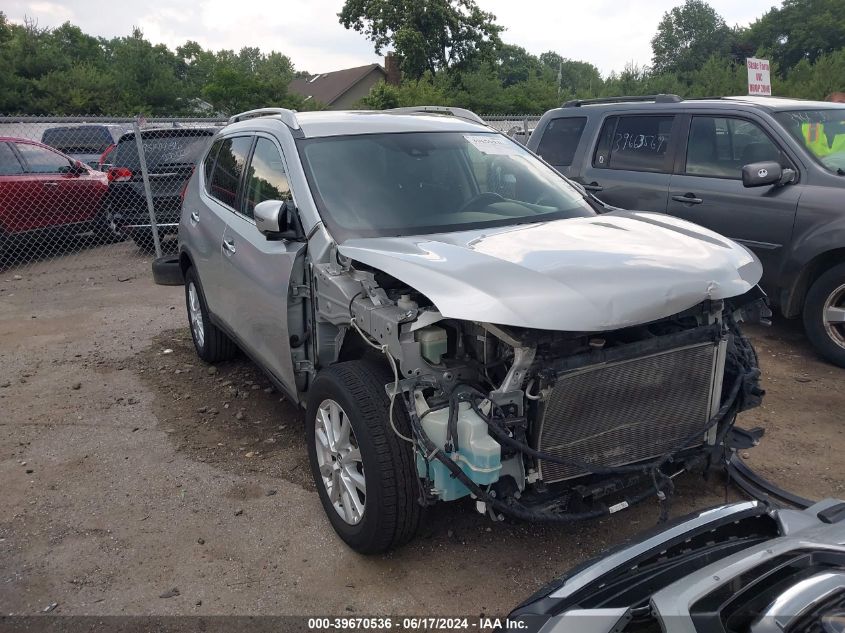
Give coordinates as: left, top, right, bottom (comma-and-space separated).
60, 161, 87, 176
742, 161, 793, 188
254, 199, 303, 241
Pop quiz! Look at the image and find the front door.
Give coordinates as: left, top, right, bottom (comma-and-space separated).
667, 115, 801, 294
10, 141, 74, 231
218, 135, 304, 395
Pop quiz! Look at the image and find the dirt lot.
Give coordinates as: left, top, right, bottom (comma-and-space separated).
1, 243, 843, 617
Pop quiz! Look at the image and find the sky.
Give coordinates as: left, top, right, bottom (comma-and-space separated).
6, 0, 778, 76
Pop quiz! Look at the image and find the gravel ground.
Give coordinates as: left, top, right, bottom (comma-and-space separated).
1, 243, 843, 618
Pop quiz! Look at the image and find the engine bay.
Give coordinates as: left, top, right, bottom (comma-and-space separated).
309, 254, 766, 522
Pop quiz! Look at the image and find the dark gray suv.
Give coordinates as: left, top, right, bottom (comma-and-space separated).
528, 95, 845, 367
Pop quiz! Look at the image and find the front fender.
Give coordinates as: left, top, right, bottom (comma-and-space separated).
780, 219, 845, 317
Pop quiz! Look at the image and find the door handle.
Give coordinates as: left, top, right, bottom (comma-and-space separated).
222, 238, 236, 254
671, 193, 703, 204
582, 182, 603, 192
42, 182, 58, 188
190, 211, 200, 224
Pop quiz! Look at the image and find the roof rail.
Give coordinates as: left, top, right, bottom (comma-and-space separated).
227, 107, 300, 129
562, 94, 683, 108
385, 106, 485, 125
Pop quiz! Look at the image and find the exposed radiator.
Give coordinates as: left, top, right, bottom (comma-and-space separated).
536, 341, 721, 484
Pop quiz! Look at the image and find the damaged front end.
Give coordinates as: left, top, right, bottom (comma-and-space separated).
312, 251, 767, 524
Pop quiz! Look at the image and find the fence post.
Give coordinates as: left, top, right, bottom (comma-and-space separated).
133, 121, 162, 258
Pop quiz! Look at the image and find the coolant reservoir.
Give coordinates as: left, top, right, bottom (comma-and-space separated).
414, 325, 447, 365
413, 393, 502, 501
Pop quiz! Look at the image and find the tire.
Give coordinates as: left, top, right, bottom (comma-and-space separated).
183, 266, 237, 363
306, 360, 422, 554
152, 255, 184, 286
802, 262, 845, 368
91, 214, 125, 245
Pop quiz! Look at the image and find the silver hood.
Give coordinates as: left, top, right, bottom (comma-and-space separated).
337, 211, 762, 331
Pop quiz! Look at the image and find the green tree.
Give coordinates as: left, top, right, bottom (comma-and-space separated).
494, 44, 542, 87
779, 48, 845, 99
338, 0, 503, 79
539, 52, 603, 97
746, 0, 845, 72
651, 0, 733, 75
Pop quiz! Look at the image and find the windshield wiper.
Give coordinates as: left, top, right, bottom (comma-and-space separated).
837, 168, 845, 176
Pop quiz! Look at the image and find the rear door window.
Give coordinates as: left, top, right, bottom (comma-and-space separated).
535, 117, 587, 167
593, 115, 675, 173
0, 143, 23, 175
208, 136, 253, 210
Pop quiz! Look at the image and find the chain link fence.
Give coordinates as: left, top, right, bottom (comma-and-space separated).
0, 113, 538, 272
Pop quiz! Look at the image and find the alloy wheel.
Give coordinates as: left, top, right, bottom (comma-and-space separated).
823, 283, 845, 350
187, 281, 205, 350
314, 399, 366, 525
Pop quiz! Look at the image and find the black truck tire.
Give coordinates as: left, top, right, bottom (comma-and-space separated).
803, 262, 845, 368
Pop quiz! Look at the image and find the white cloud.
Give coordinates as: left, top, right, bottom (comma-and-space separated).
5, 0, 779, 75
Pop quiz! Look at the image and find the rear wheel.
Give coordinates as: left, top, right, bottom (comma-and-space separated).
306, 360, 422, 554
90, 212, 124, 245
184, 267, 237, 363
803, 263, 845, 368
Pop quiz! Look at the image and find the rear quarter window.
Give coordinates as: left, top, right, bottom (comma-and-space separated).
535, 117, 587, 167
203, 139, 223, 194
593, 115, 675, 173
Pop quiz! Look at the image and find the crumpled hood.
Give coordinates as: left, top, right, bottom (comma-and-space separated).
338, 211, 763, 331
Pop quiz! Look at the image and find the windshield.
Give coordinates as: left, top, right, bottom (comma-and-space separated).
42, 126, 114, 154
774, 108, 845, 173
298, 131, 595, 240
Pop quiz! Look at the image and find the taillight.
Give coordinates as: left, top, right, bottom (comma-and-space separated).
98, 144, 115, 170
179, 166, 195, 202
107, 167, 133, 182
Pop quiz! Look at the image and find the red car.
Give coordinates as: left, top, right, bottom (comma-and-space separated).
0, 137, 109, 243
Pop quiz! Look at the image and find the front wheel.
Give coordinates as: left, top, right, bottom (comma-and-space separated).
306, 360, 422, 554
803, 262, 845, 368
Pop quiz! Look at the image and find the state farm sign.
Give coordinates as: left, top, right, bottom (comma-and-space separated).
747, 58, 772, 96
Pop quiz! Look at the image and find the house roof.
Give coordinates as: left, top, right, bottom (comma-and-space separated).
289, 64, 386, 106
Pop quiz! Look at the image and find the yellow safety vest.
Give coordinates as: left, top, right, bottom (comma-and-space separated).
802, 122, 832, 157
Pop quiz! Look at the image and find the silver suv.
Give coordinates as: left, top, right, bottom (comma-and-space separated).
178, 106, 768, 553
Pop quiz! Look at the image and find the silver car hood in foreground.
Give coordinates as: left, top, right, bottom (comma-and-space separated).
338, 211, 763, 331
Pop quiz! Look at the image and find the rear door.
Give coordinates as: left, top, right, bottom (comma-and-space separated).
580, 114, 680, 213
194, 135, 252, 320
666, 113, 801, 293
218, 134, 305, 394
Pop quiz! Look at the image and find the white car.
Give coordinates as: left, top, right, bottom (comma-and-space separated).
176, 106, 767, 553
